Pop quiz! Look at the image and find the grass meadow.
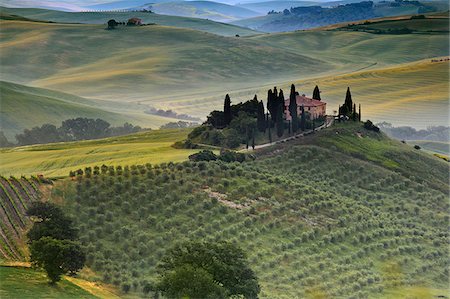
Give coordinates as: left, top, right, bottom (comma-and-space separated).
0, 266, 97, 299
0, 129, 200, 177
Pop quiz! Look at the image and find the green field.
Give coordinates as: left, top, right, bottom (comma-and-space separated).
0, 129, 201, 177
48, 123, 448, 298
0, 266, 97, 299
0, 7, 259, 37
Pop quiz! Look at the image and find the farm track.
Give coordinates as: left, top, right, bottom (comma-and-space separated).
0, 177, 42, 260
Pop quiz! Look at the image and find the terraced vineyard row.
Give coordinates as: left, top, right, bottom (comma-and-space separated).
0, 176, 41, 261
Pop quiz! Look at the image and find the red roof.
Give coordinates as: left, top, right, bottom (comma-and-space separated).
284, 95, 326, 107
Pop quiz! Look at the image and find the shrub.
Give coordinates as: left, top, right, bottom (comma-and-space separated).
363, 120, 380, 132
189, 150, 217, 162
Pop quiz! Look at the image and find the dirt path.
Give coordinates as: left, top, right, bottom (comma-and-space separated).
242, 116, 334, 152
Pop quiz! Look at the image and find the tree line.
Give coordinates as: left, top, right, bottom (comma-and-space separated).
6, 118, 144, 146
186, 84, 324, 149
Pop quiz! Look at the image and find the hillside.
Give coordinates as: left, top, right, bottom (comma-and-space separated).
0, 81, 180, 142
0, 128, 201, 178
233, 0, 448, 32
36, 122, 448, 298
149, 1, 261, 22
0, 7, 259, 36
0, 18, 448, 128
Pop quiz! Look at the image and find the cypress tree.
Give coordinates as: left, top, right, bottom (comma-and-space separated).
358, 104, 361, 122
344, 87, 353, 116
267, 89, 276, 123
300, 105, 306, 131
257, 100, 266, 132
276, 90, 285, 137
313, 85, 321, 101
267, 112, 272, 143
273, 86, 278, 99
289, 84, 298, 133
352, 103, 357, 121
224, 94, 232, 126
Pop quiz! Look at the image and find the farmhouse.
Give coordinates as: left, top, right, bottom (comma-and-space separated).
127, 17, 143, 26
284, 94, 326, 120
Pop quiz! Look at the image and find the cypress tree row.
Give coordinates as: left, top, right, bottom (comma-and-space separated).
276, 90, 285, 137
289, 84, 298, 133
224, 94, 232, 126
300, 105, 306, 131
313, 85, 321, 101
257, 100, 266, 132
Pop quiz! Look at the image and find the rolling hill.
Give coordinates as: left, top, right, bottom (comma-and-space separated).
0, 16, 448, 129
0, 128, 202, 177
0, 81, 182, 142
0, 6, 259, 36
233, 0, 448, 32
148, 1, 261, 22
4, 122, 445, 298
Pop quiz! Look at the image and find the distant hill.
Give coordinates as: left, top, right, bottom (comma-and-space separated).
148, 1, 261, 22
0, 17, 448, 128
0, 6, 259, 36
233, 0, 448, 32
0, 81, 179, 142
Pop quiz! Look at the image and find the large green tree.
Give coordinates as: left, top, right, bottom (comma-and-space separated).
157, 241, 260, 299
27, 202, 78, 243
30, 237, 85, 283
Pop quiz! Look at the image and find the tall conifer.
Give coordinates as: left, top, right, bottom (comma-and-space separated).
257, 100, 266, 132
289, 84, 298, 133
313, 85, 321, 101
224, 94, 232, 126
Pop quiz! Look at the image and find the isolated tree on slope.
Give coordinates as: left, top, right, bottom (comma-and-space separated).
289, 84, 298, 133
224, 94, 232, 126
313, 85, 321, 101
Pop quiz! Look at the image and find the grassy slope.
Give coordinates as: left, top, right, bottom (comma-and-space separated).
0, 128, 201, 178
0, 266, 97, 299
0, 81, 182, 141
339, 17, 450, 32
0, 7, 259, 36
0, 18, 448, 128
150, 1, 261, 23
51, 122, 448, 298
406, 140, 450, 155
